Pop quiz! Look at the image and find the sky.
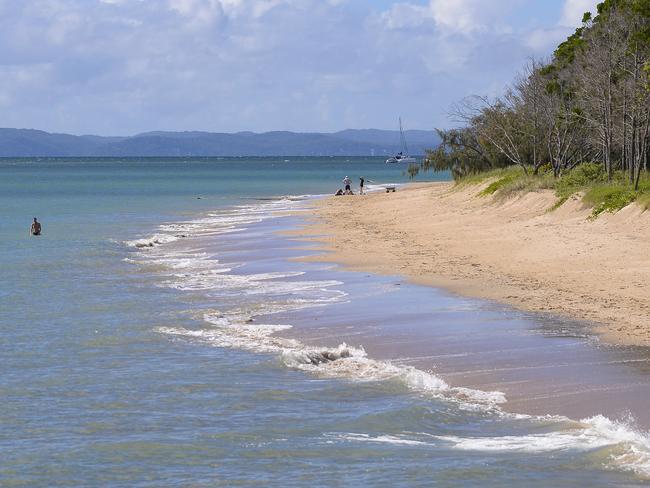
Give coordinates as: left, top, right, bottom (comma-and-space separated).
0, 0, 599, 135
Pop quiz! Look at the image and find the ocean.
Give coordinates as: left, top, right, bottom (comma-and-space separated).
2, 157, 649, 487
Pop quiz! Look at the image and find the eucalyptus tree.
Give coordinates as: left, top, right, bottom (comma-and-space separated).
420, 0, 649, 185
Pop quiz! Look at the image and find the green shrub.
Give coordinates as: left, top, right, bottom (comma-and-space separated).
555, 163, 605, 196
636, 193, 650, 211
635, 172, 650, 193
493, 173, 556, 199
455, 162, 649, 217
456, 166, 524, 196
479, 173, 519, 196
584, 185, 638, 218
552, 163, 606, 208
456, 166, 522, 187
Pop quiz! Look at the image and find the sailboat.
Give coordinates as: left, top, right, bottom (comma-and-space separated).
386, 117, 418, 164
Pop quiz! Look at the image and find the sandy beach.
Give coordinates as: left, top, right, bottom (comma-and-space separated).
297, 181, 650, 347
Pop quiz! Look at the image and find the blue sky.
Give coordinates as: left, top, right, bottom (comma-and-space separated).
0, 0, 598, 135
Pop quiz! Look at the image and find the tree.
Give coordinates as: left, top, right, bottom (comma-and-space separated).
419, 0, 649, 188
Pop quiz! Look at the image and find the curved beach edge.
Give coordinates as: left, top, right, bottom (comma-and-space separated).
291, 181, 650, 348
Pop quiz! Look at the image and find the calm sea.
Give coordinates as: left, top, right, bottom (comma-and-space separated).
1, 157, 649, 487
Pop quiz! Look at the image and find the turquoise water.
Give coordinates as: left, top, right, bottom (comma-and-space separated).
1, 158, 649, 487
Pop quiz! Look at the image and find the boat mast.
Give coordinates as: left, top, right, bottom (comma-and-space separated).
399, 117, 409, 156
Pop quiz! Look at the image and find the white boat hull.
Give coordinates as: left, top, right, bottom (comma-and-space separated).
387, 117, 418, 164
386, 156, 417, 164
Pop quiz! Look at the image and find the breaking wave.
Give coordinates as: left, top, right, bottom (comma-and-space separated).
334, 416, 650, 478
126, 193, 650, 480
123, 196, 307, 249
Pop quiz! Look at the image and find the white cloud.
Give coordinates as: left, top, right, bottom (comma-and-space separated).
167, 0, 286, 21
525, 0, 598, 54
377, 3, 429, 30
379, 0, 521, 35
560, 0, 598, 27
428, 0, 484, 33
0, 0, 585, 135
525, 26, 568, 52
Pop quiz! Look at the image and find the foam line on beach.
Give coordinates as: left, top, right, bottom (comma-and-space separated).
136, 195, 506, 410
437, 414, 650, 478
123, 195, 307, 250
329, 433, 431, 446
130, 193, 650, 479
124, 233, 180, 248
433, 415, 649, 453
160, 315, 650, 478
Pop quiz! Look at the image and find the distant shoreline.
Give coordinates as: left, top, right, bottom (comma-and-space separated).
0, 128, 439, 158
0, 155, 428, 159
296, 181, 650, 347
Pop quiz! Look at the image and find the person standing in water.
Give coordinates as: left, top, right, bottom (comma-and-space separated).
359, 177, 365, 195
30, 217, 41, 236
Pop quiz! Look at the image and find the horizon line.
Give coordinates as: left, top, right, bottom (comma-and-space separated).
0, 127, 438, 138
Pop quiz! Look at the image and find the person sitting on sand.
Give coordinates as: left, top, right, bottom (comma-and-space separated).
343, 176, 351, 193
30, 217, 41, 236
335, 189, 344, 196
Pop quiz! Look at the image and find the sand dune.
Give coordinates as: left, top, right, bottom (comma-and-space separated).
298, 182, 650, 346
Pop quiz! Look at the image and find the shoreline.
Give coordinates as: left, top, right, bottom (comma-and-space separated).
293, 181, 650, 347
125, 190, 650, 473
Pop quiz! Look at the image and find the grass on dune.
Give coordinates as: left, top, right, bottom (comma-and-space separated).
583, 185, 638, 217
491, 173, 556, 199
637, 192, 650, 211
478, 172, 520, 196
471, 166, 555, 198
454, 167, 523, 188
580, 170, 650, 217
457, 162, 650, 218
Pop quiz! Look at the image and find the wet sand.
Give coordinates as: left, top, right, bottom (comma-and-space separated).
208, 212, 650, 428
295, 182, 650, 347
277, 272, 650, 426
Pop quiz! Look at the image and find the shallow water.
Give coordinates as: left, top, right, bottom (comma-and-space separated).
2, 158, 650, 486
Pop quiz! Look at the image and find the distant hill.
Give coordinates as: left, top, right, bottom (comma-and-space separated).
0, 128, 439, 157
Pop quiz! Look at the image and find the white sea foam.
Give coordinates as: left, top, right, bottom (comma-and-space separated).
187, 311, 646, 475
142, 195, 650, 479
430, 414, 650, 477
124, 196, 305, 250
331, 433, 431, 446
326, 417, 650, 477
148, 252, 212, 270
124, 234, 179, 248
438, 429, 613, 452
148, 197, 506, 410
159, 322, 297, 353
282, 345, 506, 407
159, 308, 506, 410
161, 271, 327, 293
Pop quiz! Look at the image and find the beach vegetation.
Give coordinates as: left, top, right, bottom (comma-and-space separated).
413, 0, 650, 216
454, 166, 522, 188
637, 191, 650, 210
462, 162, 650, 215
553, 162, 607, 207
583, 184, 638, 216
478, 170, 522, 196
495, 173, 557, 199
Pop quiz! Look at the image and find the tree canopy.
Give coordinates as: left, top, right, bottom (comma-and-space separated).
420, 0, 650, 191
